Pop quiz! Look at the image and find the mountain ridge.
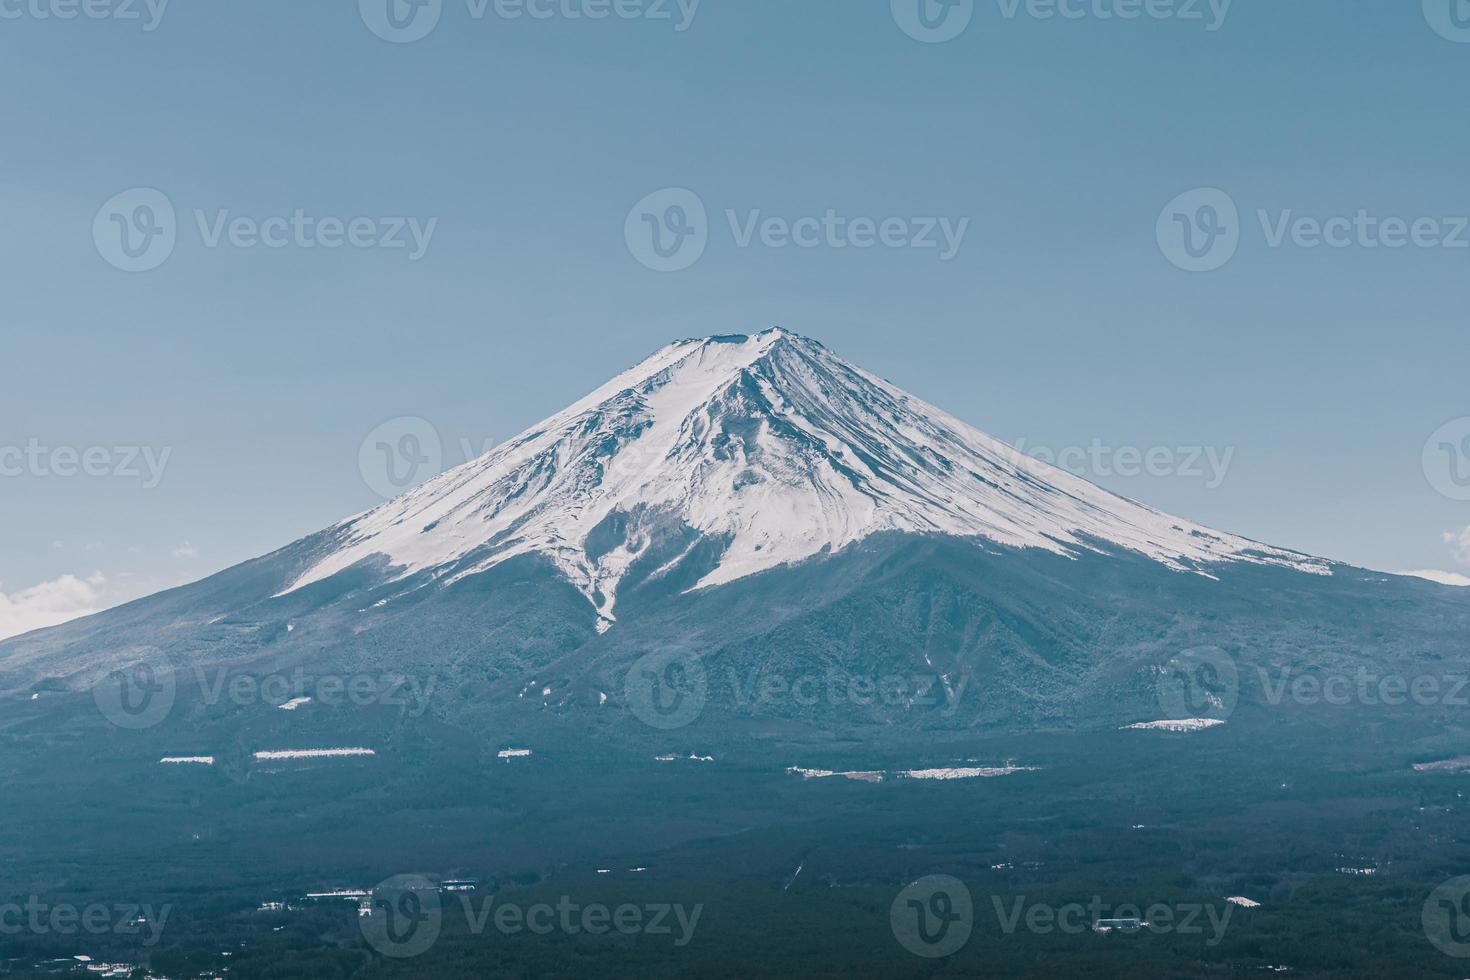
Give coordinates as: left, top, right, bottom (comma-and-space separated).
279, 327, 1329, 628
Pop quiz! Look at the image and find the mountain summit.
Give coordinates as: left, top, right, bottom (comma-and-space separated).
285, 328, 1326, 627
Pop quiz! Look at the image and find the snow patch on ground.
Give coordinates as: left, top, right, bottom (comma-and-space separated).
1122, 718, 1226, 732
249, 758, 373, 764
786, 766, 886, 782
787, 764, 1036, 783
1413, 756, 1470, 772
897, 766, 1039, 780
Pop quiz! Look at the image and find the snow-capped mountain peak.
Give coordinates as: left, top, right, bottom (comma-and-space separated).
284, 328, 1327, 623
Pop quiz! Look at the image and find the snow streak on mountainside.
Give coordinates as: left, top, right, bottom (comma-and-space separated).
285, 329, 1328, 624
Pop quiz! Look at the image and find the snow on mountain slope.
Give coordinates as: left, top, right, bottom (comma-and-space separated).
284, 329, 1328, 624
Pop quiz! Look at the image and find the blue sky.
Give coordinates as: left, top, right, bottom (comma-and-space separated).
3, 0, 1469, 636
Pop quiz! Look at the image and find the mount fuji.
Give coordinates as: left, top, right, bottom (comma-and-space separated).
282, 328, 1326, 630
0, 329, 1461, 735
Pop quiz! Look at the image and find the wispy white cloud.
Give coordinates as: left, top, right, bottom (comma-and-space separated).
1400, 569, 1470, 587
1444, 526, 1470, 566
0, 573, 106, 641
171, 542, 199, 560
